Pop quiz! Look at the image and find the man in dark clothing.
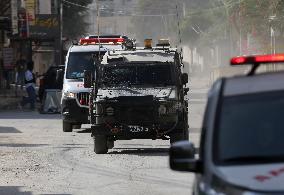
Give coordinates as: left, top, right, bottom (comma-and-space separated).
20, 61, 36, 110
15, 55, 26, 89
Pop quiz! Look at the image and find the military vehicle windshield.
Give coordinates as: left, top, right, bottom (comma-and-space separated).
101, 63, 174, 87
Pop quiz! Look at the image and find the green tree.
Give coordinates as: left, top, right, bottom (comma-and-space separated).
226, 0, 284, 52
131, 0, 180, 44
180, 0, 228, 47
63, 0, 93, 39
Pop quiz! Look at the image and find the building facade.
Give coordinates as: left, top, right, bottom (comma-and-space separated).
0, 0, 62, 89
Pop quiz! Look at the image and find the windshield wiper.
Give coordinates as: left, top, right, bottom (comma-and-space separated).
222, 156, 284, 164
67, 77, 83, 80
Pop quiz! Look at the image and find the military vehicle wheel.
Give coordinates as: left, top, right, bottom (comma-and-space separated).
170, 133, 183, 144
94, 135, 108, 154
73, 124, 81, 129
107, 140, 114, 149
170, 128, 189, 144
183, 128, 189, 140
63, 121, 73, 132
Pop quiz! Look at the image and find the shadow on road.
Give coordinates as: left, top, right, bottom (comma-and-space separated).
0, 112, 61, 120
109, 147, 169, 156
0, 186, 32, 195
0, 186, 72, 195
0, 144, 48, 147
0, 126, 22, 133
55, 143, 90, 149
75, 129, 91, 133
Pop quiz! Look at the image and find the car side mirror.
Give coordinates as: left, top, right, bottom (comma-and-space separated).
184, 87, 189, 95
169, 141, 202, 173
56, 69, 64, 82
84, 70, 93, 88
181, 73, 188, 85
56, 69, 64, 89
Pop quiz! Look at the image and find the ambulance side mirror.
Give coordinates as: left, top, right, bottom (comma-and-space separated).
181, 73, 188, 85
84, 70, 93, 88
56, 69, 64, 89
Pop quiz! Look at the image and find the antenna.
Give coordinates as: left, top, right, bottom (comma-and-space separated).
176, 2, 184, 68
96, 0, 101, 55
93, 0, 101, 105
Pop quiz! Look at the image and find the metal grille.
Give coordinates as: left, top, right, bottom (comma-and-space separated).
116, 96, 157, 125
118, 106, 156, 125
76, 92, 89, 106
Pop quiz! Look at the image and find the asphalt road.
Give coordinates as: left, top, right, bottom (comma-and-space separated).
0, 91, 206, 195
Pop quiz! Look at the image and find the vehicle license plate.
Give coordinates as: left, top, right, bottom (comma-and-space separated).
128, 126, 149, 133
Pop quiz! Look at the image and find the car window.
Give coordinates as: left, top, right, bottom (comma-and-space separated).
214, 91, 284, 165
66, 52, 105, 79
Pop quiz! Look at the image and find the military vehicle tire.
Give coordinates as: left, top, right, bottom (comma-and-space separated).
94, 135, 108, 154
183, 128, 189, 140
63, 121, 73, 132
170, 128, 189, 144
107, 140, 114, 149
170, 133, 183, 144
73, 124, 81, 129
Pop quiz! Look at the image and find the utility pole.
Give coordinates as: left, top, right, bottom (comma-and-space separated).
239, 0, 242, 56
269, 15, 276, 71
59, 0, 63, 64
26, 9, 32, 62
55, 0, 63, 65
220, 0, 232, 57
96, 0, 100, 50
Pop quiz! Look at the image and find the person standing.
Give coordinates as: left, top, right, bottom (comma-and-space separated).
15, 54, 26, 89
20, 61, 36, 110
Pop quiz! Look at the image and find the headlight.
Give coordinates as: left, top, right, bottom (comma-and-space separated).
159, 105, 167, 115
167, 104, 178, 114
64, 92, 76, 99
171, 102, 183, 113
105, 106, 114, 116
159, 102, 180, 115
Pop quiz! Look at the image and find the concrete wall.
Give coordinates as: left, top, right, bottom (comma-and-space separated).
38, 0, 51, 14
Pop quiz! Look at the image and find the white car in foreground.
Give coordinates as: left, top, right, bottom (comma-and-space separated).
170, 54, 284, 195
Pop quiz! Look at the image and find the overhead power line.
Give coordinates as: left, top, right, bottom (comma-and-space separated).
62, 0, 96, 10
62, 1, 177, 17
62, 0, 248, 18
182, 0, 251, 18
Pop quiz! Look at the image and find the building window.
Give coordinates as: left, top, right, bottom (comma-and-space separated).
51, 0, 58, 14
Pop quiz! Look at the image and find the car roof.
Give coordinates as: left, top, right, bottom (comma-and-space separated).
102, 48, 177, 64
223, 71, 284, 96
86, 34, 128, 39
69, 44, 123, 52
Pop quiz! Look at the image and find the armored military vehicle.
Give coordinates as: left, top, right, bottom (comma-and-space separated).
85, 40, 189, 154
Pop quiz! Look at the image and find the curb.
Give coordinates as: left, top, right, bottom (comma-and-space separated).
0, 96, 22, 110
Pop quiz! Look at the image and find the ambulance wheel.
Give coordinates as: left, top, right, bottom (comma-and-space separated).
94, 135, 108, 154
63, 121, 73, 132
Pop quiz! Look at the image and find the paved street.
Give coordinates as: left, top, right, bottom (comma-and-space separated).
0, 86, 206, 195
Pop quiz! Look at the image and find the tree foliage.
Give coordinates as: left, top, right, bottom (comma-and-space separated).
228, 0, 284, 51
181, 0, 284, 52
131, 0, 180, 44
180, 1, 229, 47
131, 0, 284, 52
63, 0, 93, 39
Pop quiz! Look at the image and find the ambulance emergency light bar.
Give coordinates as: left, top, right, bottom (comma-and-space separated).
230, 54, 284, 76
79, 38, 125, 45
